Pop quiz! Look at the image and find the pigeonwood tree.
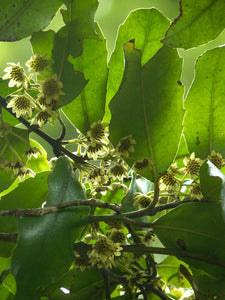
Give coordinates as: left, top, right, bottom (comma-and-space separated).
0, 0, 225, 299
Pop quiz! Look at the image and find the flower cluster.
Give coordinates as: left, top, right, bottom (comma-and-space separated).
88, 237, 122, 269
3, 54, 63, 128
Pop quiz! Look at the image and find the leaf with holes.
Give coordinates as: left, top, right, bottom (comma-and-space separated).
105, 8, 170, 121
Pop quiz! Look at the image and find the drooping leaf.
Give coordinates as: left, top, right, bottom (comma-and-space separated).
153, 202, 225, 278
11, 157, 89, 299
105, 8, 170, 121
62, 25, 108, 134
199, 160, 225, 201
109, 41, 184, 181
163, 0, 225, 49
0, 171, 50, 257
0, 0, 61, 41
183, 46, 225, 159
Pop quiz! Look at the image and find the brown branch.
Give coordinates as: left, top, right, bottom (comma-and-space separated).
0, 199, 121, 217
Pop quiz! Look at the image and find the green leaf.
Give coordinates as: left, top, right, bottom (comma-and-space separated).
0, 171, 49, 257
26, 139, 50, 173
153, 202, 225, 278
0, 0, 61, 41
69, 268, 109, 300
52, 0, 101, 107
0, 79, 19, 126
157, 256, 191, 288
193, 274, 225, 300
62, 25, 108, 134
11, 157, 89, 299
162, 0, 225, 49
30, 30, 55, 59
183, 46, 225, 158
109, 41, 184, 181
105, 8, 170, 121
122, 174, 152, 213
199, 160, 225, 201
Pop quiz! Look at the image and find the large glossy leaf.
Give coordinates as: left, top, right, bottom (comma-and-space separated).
153, 202, 225, 278
51, 0, 101, 107
109, 41, 184, 181
62, 25, 108, 134
105, 8, 170, 121
183, 46, 225, 159
0, 171, 50, 257
11, 157, 89, 299
163, 0, 225, 49
0, 0, 61, 41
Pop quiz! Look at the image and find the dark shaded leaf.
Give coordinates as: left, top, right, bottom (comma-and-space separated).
163, 0, 225, 49
183, 46, 225, 159
0, 171, 49, 257
109, 41, 184, 181
154, 202, 225, 278
11, 157, 89, 299
0, 0, 61, 41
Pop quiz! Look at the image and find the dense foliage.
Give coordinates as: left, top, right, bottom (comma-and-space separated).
0, 0, 225, 299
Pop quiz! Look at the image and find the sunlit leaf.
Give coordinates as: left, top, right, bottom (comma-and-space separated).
154, 202, 225, 278
62, 25, 108, 134
163, 0, 225, 49
105, 8, 170, 121
183, 46, 225, 159
11, 157, 89, 299
109, 41, 184, 181
0, 0, 61, 41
